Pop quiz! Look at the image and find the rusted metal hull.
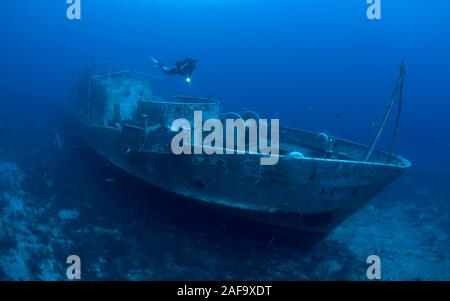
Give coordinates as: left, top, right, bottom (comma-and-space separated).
76, 122, 409, 240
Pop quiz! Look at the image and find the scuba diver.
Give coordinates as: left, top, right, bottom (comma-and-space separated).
151, 57, 197, 82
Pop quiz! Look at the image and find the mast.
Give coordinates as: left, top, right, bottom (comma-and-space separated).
363, 62, 407, 162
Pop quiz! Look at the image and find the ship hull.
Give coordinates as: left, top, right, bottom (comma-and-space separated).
75, 122, 408, 244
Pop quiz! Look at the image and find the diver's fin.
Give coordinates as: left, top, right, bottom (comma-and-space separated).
151, 57, 159, 65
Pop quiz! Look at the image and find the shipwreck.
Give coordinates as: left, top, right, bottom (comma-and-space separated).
71, 63, 411, 245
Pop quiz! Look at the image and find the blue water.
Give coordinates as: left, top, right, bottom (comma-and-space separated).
0, 0, 449, 280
